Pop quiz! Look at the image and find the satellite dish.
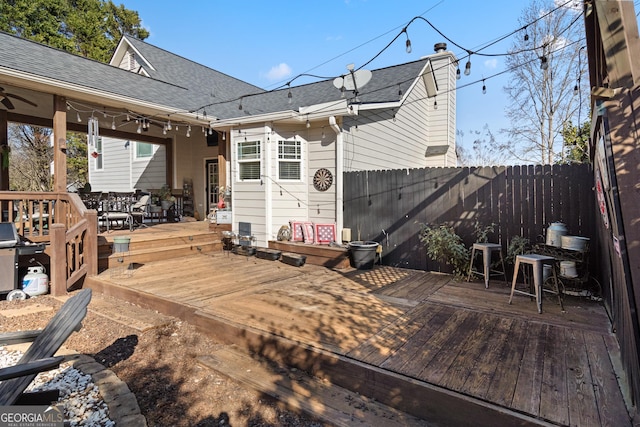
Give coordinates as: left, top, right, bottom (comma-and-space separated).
333, 66, 372, 94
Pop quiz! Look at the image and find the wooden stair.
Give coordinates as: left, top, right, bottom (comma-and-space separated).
98, 222, 222, 271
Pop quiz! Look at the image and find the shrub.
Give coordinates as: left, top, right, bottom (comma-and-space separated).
419, 223, 470, 278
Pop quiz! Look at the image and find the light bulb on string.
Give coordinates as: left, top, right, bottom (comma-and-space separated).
433, 98, 438, 110
111, 118, 116, 130
306, 118, 310, 129
222, 132, 226, 141
456, 66, 461, 80
66, 103, 70, 111
523, 26, 529, 42
398, 85, 402, 97
340, 85, 346, 98
136, 123, 142, 134
540, 56, 549, 70
186, 127, 191, 138
482, 80, 486, 94
77, 112, 81, 122
167, 120, 172, 131
126, 113, 130, 121
464, 56, 472, 76
238, 99, 243, 110
404, 28, 412, 54
574, 82, 579, 95
287, 85, 292, 104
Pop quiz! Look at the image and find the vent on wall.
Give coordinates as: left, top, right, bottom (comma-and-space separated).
206, 132, 218, 147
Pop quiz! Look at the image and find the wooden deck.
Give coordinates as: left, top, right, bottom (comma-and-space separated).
85, 240, 631, 426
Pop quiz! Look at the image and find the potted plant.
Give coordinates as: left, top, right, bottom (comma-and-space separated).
157, 185, 176, 211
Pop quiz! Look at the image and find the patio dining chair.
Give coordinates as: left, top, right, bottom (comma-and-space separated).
130, 194, 151, 228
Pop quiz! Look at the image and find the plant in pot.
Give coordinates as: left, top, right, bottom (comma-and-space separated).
157, 185, 176, 211
419, 223, 469, 278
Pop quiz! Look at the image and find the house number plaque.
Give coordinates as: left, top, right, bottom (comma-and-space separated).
313, 168, 333, 191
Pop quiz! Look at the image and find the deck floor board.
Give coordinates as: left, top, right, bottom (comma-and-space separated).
86, 243, 630, 427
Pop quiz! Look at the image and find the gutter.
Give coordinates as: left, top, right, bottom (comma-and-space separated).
329, 116, 344, 239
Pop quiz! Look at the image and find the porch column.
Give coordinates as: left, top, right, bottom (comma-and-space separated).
218, 132, 227, 189
0, 109, 8, 191
53, 95, 67, 192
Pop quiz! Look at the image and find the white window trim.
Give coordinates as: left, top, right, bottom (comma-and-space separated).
236, 139, 262, 182
134, 141, 154, 161
277, 139, 303, 182
93, 136, 103, 171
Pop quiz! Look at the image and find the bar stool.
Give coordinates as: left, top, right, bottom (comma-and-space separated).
509, 254, 563, 313
467, 243, 507, 288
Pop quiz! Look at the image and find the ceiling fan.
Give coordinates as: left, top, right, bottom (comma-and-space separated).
0, 86, 38, 110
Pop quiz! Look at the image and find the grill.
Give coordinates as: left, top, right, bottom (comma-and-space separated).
0, 223, 46, 295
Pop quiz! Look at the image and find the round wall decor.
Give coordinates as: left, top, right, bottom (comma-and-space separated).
313, 168, 333, 191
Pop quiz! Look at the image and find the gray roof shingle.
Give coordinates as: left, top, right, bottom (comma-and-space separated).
0, 31, 431, 121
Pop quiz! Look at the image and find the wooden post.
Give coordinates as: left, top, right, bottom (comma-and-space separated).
86, 210, 98, 276
0, 110, 8, 191
49, 223, 66, 296
218, 133, 227, 190
53, 95, 67, 193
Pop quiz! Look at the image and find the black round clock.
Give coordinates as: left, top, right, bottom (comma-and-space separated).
313, 168, 333, 191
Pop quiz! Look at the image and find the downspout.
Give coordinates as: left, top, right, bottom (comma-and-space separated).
264, 124, 272, 245
329, 116, 344, 239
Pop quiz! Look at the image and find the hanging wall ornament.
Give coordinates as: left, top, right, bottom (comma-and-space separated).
313, 168, 333, 191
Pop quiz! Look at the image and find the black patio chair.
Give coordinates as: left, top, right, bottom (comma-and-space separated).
0, 288, 92, 405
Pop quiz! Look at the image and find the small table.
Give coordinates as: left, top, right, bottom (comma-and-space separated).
509, 254, 562, 313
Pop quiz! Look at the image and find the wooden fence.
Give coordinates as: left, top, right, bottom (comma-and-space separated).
343, 164, 595, 273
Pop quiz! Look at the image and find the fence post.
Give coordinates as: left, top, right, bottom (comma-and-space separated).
86, 210, 98, 276
49, 223, 66, 296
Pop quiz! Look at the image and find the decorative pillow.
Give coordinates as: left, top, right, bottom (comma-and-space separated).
314, 223, 336, 244
290, 221, 305, 242
302, 222, 315, 244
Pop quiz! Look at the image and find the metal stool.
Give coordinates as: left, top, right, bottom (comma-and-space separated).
509, 254, 563, 313
467, 243, 506, 288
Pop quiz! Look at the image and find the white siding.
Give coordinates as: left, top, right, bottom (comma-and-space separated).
88, 136, 166, 192
343, 53, 457, 171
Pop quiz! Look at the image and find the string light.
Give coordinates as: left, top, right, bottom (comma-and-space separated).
433, 98, 438, 110
136, 123, 142, 134
287, 84, 292, 104
456, 65, 461, 80
523, 26, 529, 42
306, 116, 310, 128
222, 131, 226, 141
404, 28, 412, 54
111, 118, 116, 130
77, 112, 81, 122
167, 119, 172, 130
398, 85, 402, 97
464, 55, 472, 76
482, 79, 486, 94
540, 56, 549, 70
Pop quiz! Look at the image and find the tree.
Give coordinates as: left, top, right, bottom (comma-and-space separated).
560, 119, 590, 163
502, 0, 587, 165
456, 125, 510, 166
8, 126, 53, 191
0, 0, 148, 189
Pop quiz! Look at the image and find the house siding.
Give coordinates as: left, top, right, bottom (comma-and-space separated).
89, 136, 166, 193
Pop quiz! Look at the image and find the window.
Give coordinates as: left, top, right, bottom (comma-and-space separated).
94, 137, 103, 170
237, 140, 261, 180
135, 142, 153, 159
278, 140, 301, 180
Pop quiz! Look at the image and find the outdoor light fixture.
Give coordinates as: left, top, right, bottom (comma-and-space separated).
482, 80, 486, 94
434, 98, 438, 110
111, 119, 116, 130
456, 66, 461, 80
306, 118, 311, 128
404, 27, 412, 54
524, 26, 529, 42
136, 123, 142, 134
167, 119, 172, 131
287, 84, 292, 104
464, 58, 471, 76
77, 112, 81, 122
574, 83, 579, 95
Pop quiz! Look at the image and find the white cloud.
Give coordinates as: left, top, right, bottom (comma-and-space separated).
265, 63, 292, 81
484, 59, 498, 69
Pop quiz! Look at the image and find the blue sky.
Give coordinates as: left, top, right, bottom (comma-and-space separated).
117, 0, 551, 150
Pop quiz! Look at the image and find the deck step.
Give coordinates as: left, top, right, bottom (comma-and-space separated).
197, 347, 429, 427
100, 242, 221, 270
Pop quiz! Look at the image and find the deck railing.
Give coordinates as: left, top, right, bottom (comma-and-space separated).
0, 191, 97, 295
